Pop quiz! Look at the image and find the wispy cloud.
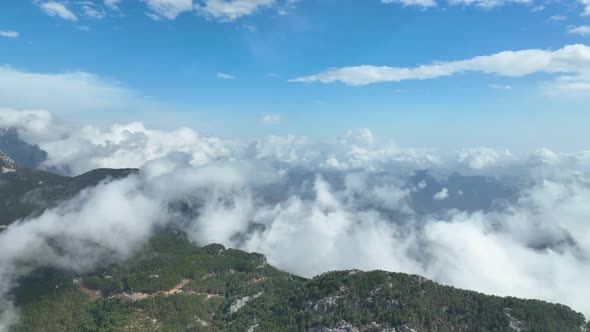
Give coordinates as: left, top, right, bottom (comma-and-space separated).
548, 15, 567, 21
197, 0, 276, 21
104, 0, 122, 10
145, 0, 194, 20
259, 113, 282, 124
38, 1, 78, 21
568, 25, 590, 36
290, 44, 590, 96
382, 0, 533, 9
0, 31, 19, 38
382, 0, 437, 8
217, 72, 236, 79
489, 84, 512, 90
80, 3, 106, 20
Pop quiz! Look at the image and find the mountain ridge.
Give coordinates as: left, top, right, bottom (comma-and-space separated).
0, 148, 137, 226
10, 231, 590, 331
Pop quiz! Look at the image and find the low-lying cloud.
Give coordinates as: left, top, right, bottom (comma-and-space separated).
2, 109, 590, 328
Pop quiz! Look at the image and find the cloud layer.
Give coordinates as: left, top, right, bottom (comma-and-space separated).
2, 110, 590, 328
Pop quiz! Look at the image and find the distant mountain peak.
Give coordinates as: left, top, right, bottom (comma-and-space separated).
0, 127, 47, 169
0, 127, 18, 137
0, 150, 17, 174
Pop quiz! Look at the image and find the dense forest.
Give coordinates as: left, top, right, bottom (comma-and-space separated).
9, 231, 590, 331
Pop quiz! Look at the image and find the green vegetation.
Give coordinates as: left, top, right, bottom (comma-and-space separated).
10, 231, 590, 331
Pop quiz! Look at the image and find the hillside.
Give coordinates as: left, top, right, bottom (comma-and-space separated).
10, 231, 589, 332
0, 150, 137, 226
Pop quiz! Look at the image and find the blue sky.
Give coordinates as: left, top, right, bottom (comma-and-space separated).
0, 0, 589, 150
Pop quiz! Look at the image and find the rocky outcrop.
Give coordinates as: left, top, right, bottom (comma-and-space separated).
0, 150, 16, 174
504, 308, 525, 332
228, 292, 263, 315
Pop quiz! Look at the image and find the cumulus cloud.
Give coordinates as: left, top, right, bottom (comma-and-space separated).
582, 0, 590, 16
0, 109, 440, 176
433, 187, 449, 200
289, 44, 590, 91
339, 128, 375, 146
3, 110, 590, 327
0, 66, 151, 115
197, 0, 275, 21
38, 1, 79, 21
0, 31, 19, 39
458, 147, 513, 169
38, 124, 230, 175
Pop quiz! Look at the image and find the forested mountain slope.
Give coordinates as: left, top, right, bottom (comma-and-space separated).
10, 232, 589, 332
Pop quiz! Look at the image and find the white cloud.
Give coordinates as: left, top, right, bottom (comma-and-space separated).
568, 25, 590, 36
458, 147, 513, 169
4, 110, 590, 324
548, 15, 567, 21
80, 3, 106, 19
433, 187, 449, 200
447, 0, 532, 9
0, 31, 19, 38
381, 0, 437, 8
290, 44, 590, 92
0, 66, 151, 114
145, 0, 194, 20
382, 0, 533, 9
217, 72, 236, 79
530, 147, 561, 166
0, 175, 166, 329
39, 1, 79, 21
488, 83, 512, 90
582, 0, 590, 16
0, 109, 236, 175
542, 73, 590, 94
197, 0, 275, 21
260, 113, 282, 124
104, 0, 122, 10
340, 128, 375, 146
